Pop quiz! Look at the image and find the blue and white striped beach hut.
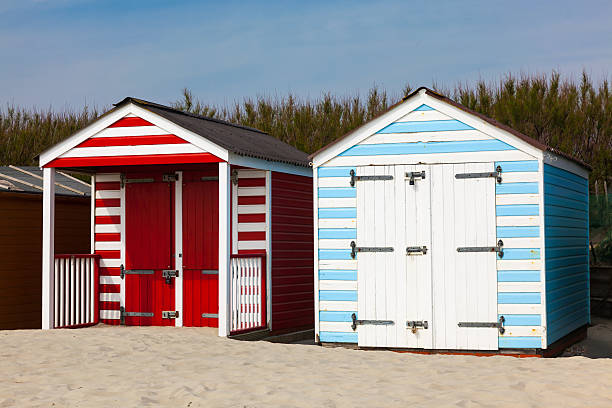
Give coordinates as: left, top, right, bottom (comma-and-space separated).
310, 87, 590, 355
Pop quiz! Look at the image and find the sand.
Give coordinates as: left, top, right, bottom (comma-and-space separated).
1, 321, 612, 408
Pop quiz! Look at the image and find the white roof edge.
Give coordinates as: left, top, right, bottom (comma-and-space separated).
228, 153, 312, 177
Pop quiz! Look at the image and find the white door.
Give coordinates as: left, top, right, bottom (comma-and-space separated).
355, 165, 432, 348
430, 163, 499, 350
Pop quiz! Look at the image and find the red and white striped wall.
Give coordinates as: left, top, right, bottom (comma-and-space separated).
93, 173, 122, 324
232, 169, 268, 255
46, 114, 221, 167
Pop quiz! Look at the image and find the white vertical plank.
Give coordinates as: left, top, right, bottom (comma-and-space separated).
486, 164, 498, 350
313, 168, 320, 341
59, 259, 65, 327
90, 258, 95, 322
174, 171, 183, 327
265, 170, 272, 329
218, 161, 231, 336
537, 159, 548, 348
70, 257, 75, 326
75, 258, 81, 324
85, 258, 91, 324
454, 163, 468, 349
394, 165, 407, 348
384, 165, 396, 347
231, 173, 238, 255
374, 166, 386, 346
42, 167, 55, 329
90, 175, 95, 254
54, 259, 59, 327
442, 164, 457, 348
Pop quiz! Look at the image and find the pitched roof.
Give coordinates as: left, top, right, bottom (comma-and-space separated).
114, 97, 310, 167
0, 166, 90, 196
310, 87, 591, 171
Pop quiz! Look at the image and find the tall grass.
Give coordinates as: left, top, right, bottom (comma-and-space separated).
1, 71, 610, 187
0, 106, 100, 165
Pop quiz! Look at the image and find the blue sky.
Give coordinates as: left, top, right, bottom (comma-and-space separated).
1, 0, 611, 109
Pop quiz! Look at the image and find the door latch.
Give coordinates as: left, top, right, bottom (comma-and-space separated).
406, 246, 428, 255
162, 269, 179, 284
162, 311, 179, 319
163, 173, 178, 182
406, 171, 426, 185
406, 320, 428, 333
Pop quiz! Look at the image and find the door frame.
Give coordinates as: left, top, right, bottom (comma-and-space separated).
174, 171, 183, 327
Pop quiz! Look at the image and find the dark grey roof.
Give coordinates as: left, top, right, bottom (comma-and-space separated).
114, 97, 310, 167
0, 166, 90, 196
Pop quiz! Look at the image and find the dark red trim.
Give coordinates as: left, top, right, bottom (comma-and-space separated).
95, 215, 120, 224
95, 198, 120, 207
238, 231, 266, 241
78, 134, 187, 148
95, 182, 120, 191
95, 250, 121, 259
237, 196, 265, 205
46, 153, 223, 168
99, 267, 121, 276
238, 177, 265, 187
238, 213, 265, 223
108, 117, 153, 127
54, 254, 100, 259
95, 233, 121, 242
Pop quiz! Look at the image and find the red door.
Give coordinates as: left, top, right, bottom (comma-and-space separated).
124, 173, 175, 326
182, 169, 219, 327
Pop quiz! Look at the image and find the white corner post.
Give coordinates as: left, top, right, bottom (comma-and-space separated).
174, 171, 183, 327
42, 167, 56, 329
218, 162, 231, 336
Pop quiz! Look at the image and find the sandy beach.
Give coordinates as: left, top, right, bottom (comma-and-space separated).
1, 320, 612, 408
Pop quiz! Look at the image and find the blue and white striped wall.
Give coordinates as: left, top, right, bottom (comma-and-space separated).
315, 103, 546, 348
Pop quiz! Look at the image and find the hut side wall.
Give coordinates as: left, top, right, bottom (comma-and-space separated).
0, 192, 90, 329
543, 164, 590, 345
316, 103, 547, 349
270, 171, 314, 332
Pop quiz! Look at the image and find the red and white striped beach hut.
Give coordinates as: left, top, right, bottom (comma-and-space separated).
39, 98, 313, 337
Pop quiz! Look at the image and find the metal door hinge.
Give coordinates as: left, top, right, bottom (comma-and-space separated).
349, 169, 393, 187
350, 241, 394, 259
121, 174, 155, 188
406, 320, 429, 333
201, 269, 219, 275
406, 246, 428, 255
120, 307, 154, 324
457, 240, 504, 258
120, 265, 155, 279
351, 313, 394, 331
406, 171, 426, 185
162, 311, 179, 319
162, 269, 179, 284
200, 176, 219, 181
201, 313, 219, 318
455, 165, 502, 183
458, 315, 505, 334
231, 169, 239, 185
163, 173, 178, 182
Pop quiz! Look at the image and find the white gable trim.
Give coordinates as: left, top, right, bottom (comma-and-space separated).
311, 89, 545, 168
39, 103, 229, 167
311, 93, 428, 167
421, 94, 542, 160
40, 104, 132, 167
